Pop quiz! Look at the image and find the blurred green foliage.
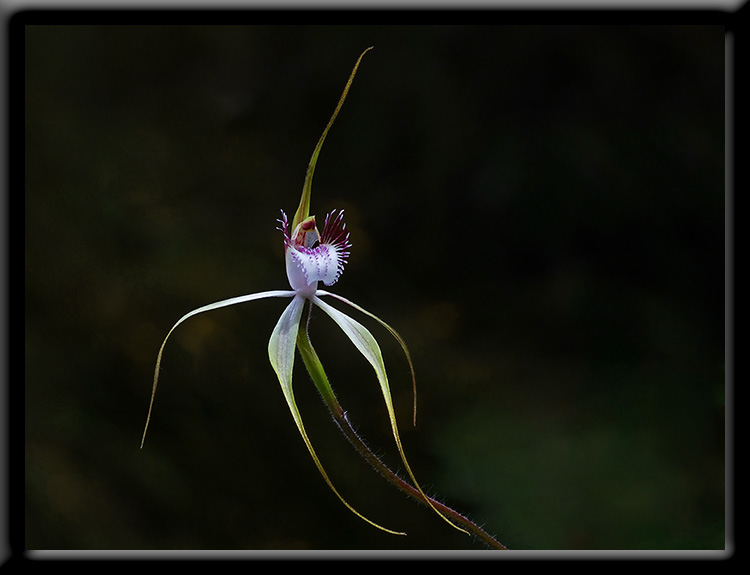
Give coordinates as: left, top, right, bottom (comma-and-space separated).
25, 24, 725, 551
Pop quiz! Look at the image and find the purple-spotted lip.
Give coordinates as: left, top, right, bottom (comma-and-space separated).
279, 209, 352, 290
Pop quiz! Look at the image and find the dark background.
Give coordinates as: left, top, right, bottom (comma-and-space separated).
24, 24, 725, 551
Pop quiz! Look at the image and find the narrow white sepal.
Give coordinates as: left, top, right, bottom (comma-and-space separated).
141, 289, 296, 448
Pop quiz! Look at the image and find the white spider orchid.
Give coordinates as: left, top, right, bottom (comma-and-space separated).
141, 48, 467, 537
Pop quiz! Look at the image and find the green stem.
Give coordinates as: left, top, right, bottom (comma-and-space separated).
295, 311, 508, 550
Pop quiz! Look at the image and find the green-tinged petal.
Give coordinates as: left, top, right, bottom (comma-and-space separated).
141, 290, 296, 448
268, 295, 306, 407
316, 289, 418, 425
269, 296, 405, 536
292, 47, 372, 231
311, 295, 469, 535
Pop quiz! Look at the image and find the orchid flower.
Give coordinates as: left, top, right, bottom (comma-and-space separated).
140, 48, 471, 538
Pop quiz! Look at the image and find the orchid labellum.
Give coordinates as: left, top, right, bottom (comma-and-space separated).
141, 48, 469, 538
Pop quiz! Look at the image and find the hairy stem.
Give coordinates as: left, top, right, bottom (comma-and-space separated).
295, 314, 508, 550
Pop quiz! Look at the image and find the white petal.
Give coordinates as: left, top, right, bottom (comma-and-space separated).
311, 295, 395, 418
315, 289, 418, 424
268, 295, 305, 410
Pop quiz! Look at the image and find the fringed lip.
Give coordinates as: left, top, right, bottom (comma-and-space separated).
280, 209, 352, 293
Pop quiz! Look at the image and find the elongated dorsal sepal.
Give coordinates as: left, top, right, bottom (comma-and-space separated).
292, 47, 373, 232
